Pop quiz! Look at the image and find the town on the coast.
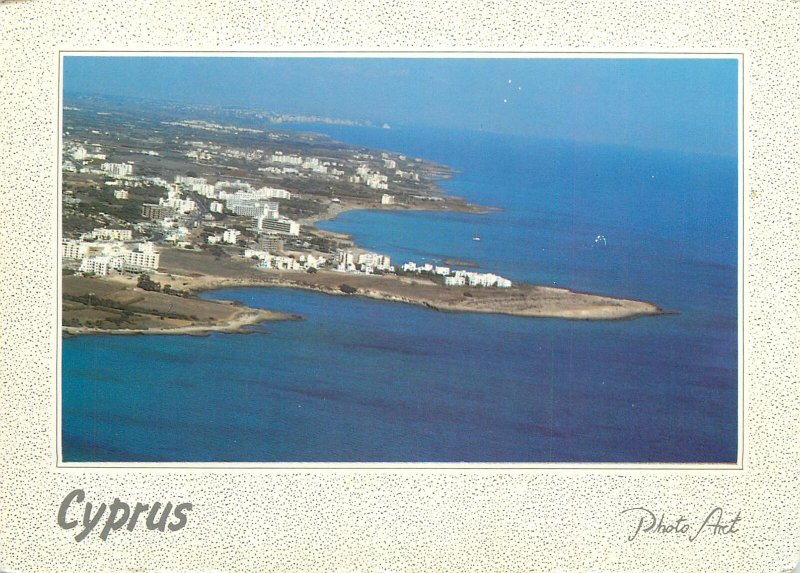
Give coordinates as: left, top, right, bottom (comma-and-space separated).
61, 160, 512, 288
61, 96, 662, 333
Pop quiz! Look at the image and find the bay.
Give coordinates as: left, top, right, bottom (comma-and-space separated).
62, 126, 738, 463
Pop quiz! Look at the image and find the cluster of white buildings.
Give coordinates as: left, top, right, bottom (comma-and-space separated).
101, 162, 133, 178
182, 140, 220, 161
401, 261, 512, 288
175, 176, 292, 202
139, 176, 170, 188
243, 250, 324, 271
69, 145, 106, 161
270, 152, 302, 165
334, 250, 392, 274
173, 177, 295, 230
350, 165, 389, 190
163, 224, 191, 245
167, 175, 302, 250
231, 186, 292, 200
349, 153, 420, 188
236, 243, 510, 288
268, 152, 335, 175
394, 169, 420, 182
213, 185, 301, 236
61, 237, 160, 276
158, 188, 197, 214
262, 152, 349, 179
82, 228, 133, 241
64, 145, 154, 181
164, 120, 263, 135
175, 175, 215, 197
445, 271, 512, 288
185, 148, 213, 162
300, 157, 326, 174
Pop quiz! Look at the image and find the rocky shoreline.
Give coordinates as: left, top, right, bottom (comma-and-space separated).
62, 257, 668, 337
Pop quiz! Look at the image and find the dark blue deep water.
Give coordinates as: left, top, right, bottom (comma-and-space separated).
62, 126, 738, 463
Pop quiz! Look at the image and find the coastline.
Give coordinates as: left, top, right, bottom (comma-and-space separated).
61, 271, 303, 337
62, 257, 667, 337
183, 271, 668, 321
296, 189, 496, 229
63, 307, 300, 337
61, 121, 668, 337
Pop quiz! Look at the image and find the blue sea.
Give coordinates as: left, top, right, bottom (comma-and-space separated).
62, 125, 739, 463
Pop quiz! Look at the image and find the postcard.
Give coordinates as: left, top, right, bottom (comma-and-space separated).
58, 54, 740, 468
1, 2, 798, 572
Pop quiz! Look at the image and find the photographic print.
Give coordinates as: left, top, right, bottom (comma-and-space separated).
59, 55, 740, 465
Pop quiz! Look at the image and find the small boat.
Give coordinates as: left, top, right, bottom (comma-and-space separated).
472, 236, 481, 241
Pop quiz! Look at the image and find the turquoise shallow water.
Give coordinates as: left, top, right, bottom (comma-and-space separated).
62, 126, 738, 463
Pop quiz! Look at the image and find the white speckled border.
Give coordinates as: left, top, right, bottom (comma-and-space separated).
1, 2, 798, 572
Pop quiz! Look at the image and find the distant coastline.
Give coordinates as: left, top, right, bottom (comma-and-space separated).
60, 97, 669, 337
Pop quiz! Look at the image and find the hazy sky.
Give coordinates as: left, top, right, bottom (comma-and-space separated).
64, 56, 738, 155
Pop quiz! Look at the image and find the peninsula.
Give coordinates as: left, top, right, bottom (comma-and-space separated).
61, 95, 667, 336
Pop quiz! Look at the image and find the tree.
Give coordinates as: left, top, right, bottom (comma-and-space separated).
137, 273, 161, 292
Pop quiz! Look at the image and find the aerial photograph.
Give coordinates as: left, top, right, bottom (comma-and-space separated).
60, 56, 739, 463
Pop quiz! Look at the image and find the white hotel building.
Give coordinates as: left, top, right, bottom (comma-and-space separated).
228, 199, 279, 218
121, 242, 160, 272
254, 187, 292, 200
223, 229, 241, 244
357, 252, 391, 270
61, 239, 91, 260
79, 256, 123, 276
255, 215, 300, 236
101, 162, 133, 178
270, 152, 303, 165
85, 228, 133, 241
402, 260, 513, 288
63, 239, 160, 276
